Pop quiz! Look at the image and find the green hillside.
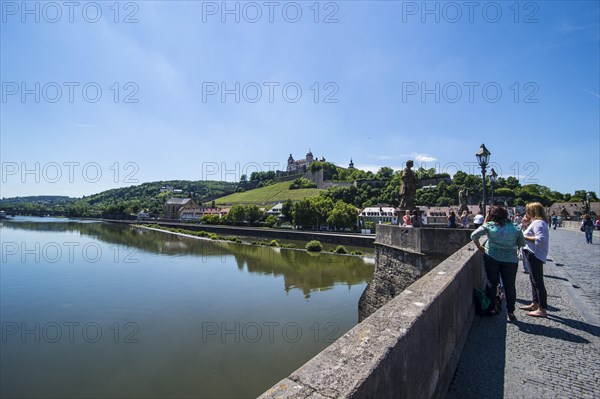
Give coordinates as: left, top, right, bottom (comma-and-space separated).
1, 180, 238, 217
215, 181, 323, 206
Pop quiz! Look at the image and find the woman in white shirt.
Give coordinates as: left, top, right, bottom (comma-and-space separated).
519, 202, 550, 318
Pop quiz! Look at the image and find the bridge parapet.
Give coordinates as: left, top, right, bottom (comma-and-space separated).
260, 241, 483, 399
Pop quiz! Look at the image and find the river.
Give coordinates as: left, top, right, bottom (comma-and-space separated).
0, 217, 374, 398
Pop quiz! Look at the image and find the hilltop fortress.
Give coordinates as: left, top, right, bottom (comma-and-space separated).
286, 149, 354, 173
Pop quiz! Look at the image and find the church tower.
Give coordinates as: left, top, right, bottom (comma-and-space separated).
306, 149, 314, 166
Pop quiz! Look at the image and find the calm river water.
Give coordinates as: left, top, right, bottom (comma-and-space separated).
0, 217, 374, 398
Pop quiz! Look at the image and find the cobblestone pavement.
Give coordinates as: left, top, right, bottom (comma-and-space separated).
447, 229, 600, 399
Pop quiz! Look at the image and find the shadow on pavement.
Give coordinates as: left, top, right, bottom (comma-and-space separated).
547, 314, 600, 337
514, 320, 591, 344
445, 314, 506, 399
544, 275, 569, 282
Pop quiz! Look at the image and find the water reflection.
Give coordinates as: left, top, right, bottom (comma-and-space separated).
1, 217, 374, 398
2, 218, 374, 298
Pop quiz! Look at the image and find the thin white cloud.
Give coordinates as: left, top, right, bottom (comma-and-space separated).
414, 154, 438, 163
398, 152, 438, 163
375, 152, 438, 163
583, 89, 600, 99
556, 22, 587, 34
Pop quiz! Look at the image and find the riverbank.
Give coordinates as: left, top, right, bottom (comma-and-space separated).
134, 224, 374, 258
107, 219, 376, 248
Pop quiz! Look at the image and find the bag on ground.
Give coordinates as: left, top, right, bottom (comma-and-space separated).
473, 288, 490, 315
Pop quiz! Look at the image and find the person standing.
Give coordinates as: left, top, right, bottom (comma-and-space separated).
473, 211, 484, 228
520, 214, 531, 274
513, 212, 522, 225
551, 213, 558, 230
447, 211, 457, 228
582, 214, 594, 244
403, 210, 412, 226
410, 210, 422, 227
519, 202, 550, 318
471, 207, 525, 321
460, 211, 470, 228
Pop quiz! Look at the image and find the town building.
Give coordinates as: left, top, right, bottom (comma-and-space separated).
164, 198, 197, 219
267, 202, 284, 216
548, 202, 599, 221
179, 206, 230, 221
359, 205, 398, 225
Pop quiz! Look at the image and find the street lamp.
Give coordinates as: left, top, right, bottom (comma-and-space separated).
489, 168, 498, 207
475, 143, 491, 215
584, 192, 591, 216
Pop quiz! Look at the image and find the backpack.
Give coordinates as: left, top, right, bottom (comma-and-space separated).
473, 288, 491, 315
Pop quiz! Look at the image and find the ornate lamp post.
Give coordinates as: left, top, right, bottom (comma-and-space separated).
475, 144, 491, 216
584, 192, 591, 216
489, 168, 498, 207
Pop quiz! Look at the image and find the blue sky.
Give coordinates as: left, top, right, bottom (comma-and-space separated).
1, 0, 599, 198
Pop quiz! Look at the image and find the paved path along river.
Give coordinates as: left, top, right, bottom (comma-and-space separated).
447, 228, 600, 399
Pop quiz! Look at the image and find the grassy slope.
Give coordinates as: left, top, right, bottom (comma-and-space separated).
214, 181, 322, 206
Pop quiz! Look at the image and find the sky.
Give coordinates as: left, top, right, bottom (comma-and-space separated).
1, 0, 599, 198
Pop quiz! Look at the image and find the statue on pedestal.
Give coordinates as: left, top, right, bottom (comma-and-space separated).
399, 160, 417, 210
459, 187, 469, 213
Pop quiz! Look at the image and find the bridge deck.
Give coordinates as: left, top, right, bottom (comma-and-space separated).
447, 228, 600, 398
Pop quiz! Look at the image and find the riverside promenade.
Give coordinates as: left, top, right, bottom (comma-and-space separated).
447, 228, 600, 398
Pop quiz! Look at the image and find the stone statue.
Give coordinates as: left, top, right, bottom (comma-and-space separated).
459, 187, 469, 212
399, 160, 417, 210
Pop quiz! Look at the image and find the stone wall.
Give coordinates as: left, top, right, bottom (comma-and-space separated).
359, 226, 473, 321
260, 242, 484, 399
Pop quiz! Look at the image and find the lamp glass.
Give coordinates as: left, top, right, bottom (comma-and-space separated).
475, 144, 491, 167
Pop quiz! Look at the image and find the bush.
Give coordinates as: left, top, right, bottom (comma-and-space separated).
269, 240, 280, 247
350, 250, 364, 256
333, 245, 348, 254
280, 243, 298, 249
289, 177, 317, 190
265, 215, 278, 228
305, 240, 323, 252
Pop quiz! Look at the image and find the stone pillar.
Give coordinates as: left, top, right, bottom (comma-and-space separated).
359, 225, 472, 321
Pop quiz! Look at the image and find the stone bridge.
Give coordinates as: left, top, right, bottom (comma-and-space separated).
260, 225, 479, 398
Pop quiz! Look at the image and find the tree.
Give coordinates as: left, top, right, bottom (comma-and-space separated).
281, 199, 293, 222
226, 205, 246, 225
376, 167, 394, 181
505, 176, 520, 190
264, 215, 277, 227
245, 205, 263, 226
293, 198, 314, 227
327, 201, 358, 230
310, 196, 334, 227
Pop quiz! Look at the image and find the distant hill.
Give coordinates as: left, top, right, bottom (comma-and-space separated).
0, 180, 238, 217
0, 195, 75, 204
214, 181, 323, 206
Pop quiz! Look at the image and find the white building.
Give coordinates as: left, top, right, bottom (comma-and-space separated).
359, 206, 398, 225
267, 203, 284, 215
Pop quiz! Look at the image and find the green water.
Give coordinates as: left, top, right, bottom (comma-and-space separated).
0, 217, 374, 398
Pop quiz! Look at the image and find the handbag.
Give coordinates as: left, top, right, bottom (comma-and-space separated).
580, 225, 586, 232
